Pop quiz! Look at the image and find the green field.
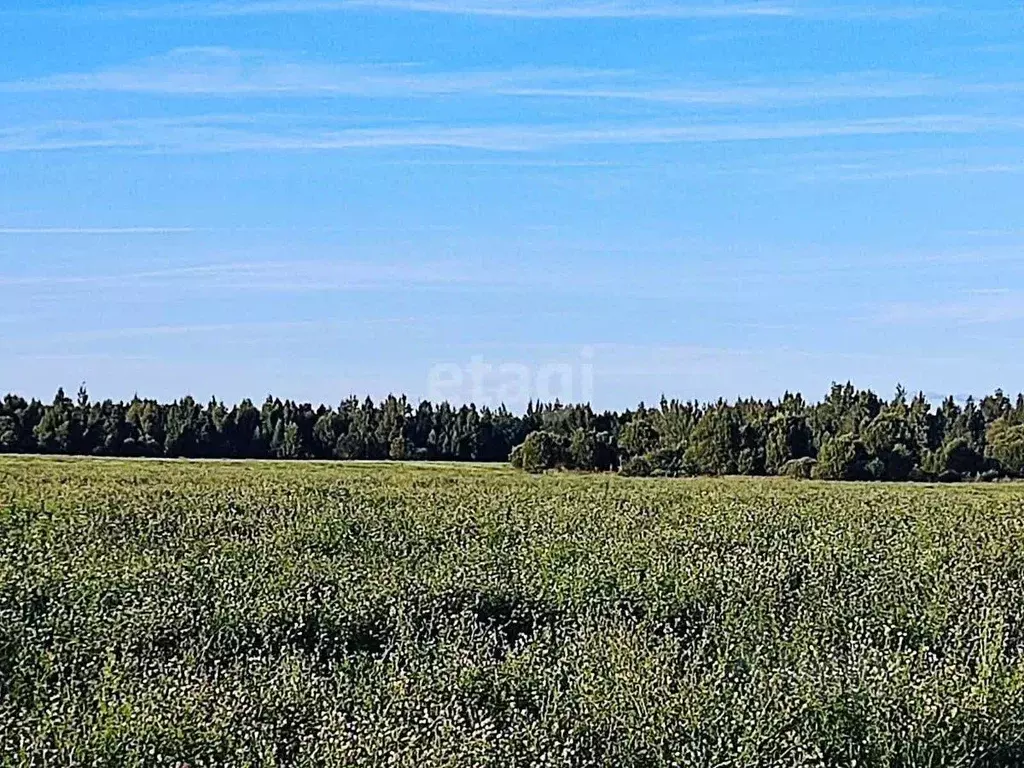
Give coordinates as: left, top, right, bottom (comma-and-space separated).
2, 458, 1024, 767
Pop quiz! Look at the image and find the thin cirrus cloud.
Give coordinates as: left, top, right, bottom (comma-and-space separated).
27, 1, 937, 22
878, 293, 1024, 325
828, 162, 1024, 182
0, 227, 193, 234
50, 319, 344, 342
2, 113, 1023, 154
0, 255, 726, 299
0, 47, 1007, 106
0, 259, 511, 293
0, 49, 614, 99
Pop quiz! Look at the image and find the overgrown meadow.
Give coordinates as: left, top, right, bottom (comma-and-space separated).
2, 457, 1024, 766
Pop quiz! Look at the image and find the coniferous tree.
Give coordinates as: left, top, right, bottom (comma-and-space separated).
6, 381, 1024, 482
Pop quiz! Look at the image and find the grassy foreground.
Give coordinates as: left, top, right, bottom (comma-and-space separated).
2, 458, 1024, 767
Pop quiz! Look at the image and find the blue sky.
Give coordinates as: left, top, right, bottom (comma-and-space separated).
1, 0, 1023, 409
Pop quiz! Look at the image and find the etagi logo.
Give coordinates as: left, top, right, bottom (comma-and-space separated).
427, 347, 595, 406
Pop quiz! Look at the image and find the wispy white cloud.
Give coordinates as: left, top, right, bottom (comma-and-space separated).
878, 292, 1024, 325
468, 2, 945, 22
7, 353, 159, 362
31, 1, 797, 21
740, 156, 1024, 184
3, 113, 1022, 155
649, 146, 1024, 186
50, 319, 339, 341
0, 259, 510, 293
4, 47, 1001, 107
0, 227, 193, 234
970, 43, 1024, 55
0, 114, 253, 153
45, 316, 426, 343
947, 230, 1023, 239
230, 0, 799, 19
830, 163, 1024, 182
17, 0, 953, 22
0, 48, 612, 98
965, 288, 1012, 295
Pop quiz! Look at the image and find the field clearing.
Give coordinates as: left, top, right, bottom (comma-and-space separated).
2, 458, 1024, 766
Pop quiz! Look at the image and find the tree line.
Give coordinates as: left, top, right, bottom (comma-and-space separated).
3, 383, 1024, 481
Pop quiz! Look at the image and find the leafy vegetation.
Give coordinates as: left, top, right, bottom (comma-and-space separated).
2, 457, 1024, 766
5, 383, 1024, 480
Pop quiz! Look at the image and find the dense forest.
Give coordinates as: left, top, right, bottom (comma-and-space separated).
3, 384, 1024, 482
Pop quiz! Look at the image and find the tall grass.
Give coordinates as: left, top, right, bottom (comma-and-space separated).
2, 458, 1023, 766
